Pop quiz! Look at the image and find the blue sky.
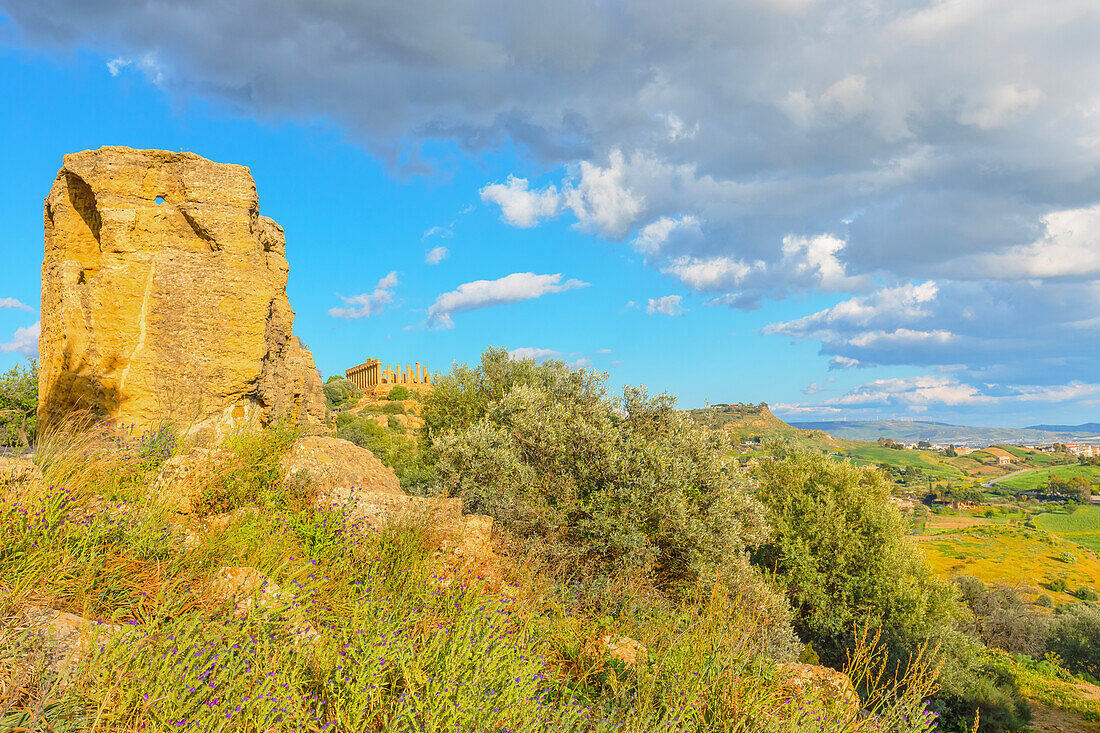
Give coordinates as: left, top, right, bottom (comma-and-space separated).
1, 2, 1098, 427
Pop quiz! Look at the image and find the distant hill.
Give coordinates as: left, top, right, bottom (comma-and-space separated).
1025, 422, 1100, 434
690, 403, 841, 449
786, 419, 1097, 446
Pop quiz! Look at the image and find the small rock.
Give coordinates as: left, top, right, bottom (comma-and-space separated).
583, 634, 647, 668
20, 606, 128, 679
0, 456, 43, 490
152, 447, 234, 513
776, 662, 861, 716
210, 566, 318, 642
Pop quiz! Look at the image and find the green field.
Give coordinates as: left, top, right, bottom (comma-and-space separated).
1036, 505, 1100, 553
999, 464, 1100, 492
839, 442, 964, 479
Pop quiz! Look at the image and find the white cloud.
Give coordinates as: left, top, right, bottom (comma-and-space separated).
959, 84, 1043, 130
780, 234, 867, 292
646, 295, 685, 316
328, 271, 399, 319
846, 328, 955, 348
764, 281, 939, 339
568, 357, 591, 368
426, 272, 588, 329
959, 204, 1100, 279
509, 347, 560, 361
632, 215, 701, 254
425, 246, 450, 265
562, 150, 645, 237
802, 381, 827, 395
479, 176, 561, 228
662, 256, 760, 291
105, 53, 164, 85
829, 356, 863, 370
822, 375, 993, 408
1, 321, 40, 356
0, 297, 32, 311
421, 225, 453, 241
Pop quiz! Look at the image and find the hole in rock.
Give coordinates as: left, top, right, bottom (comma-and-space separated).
155, 196, 166, 205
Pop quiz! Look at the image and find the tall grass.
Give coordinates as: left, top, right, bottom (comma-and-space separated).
2, 426, 942, 732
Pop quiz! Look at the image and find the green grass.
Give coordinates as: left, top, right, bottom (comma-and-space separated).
1037, 505, 1100, 553
1, 426, 941, 733
837, 442, 964, 479
999, 465, 1100, 493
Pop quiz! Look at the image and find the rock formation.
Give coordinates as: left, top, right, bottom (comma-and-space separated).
38, 147, 330, 440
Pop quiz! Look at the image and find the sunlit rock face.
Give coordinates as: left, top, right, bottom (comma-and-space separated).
38, 146, 330, 440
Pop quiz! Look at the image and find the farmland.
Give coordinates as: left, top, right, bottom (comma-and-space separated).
1036, 505, 1100, 553
998, 464, 1100, 492
920, 522, 1100, 603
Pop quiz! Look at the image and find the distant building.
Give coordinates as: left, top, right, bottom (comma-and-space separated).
985, 447, 1015, 466
953, 446, 974, 456
1065, 443, 1100, 458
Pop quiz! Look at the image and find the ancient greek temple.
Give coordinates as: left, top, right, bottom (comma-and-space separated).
345, 358, 432, 392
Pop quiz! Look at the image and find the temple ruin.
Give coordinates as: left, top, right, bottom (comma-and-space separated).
345, 359, 433, 396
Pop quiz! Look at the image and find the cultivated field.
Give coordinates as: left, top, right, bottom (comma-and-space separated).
1036, 505, 1100, 553
999, 464, 1100, 492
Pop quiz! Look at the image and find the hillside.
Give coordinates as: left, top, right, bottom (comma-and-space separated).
786, 419, 1091, 446
1026, 422, 1100, 434
689, 402, 841, 449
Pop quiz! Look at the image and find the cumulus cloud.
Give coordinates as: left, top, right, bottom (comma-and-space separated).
426, 272, 588, 329
11, 0, 1100, 392
425, 246, 450, 265
509, 347, 560, 361
480, 176, 561, 228
632, 215, 701, 255
0, 297, 32, 311
777, 375, 1100, 421
328, 271, 399, 318
646, 295, 685, 316
0, 321, 40, 356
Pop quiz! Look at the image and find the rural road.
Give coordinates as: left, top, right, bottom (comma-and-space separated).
982, 467, 1035, 489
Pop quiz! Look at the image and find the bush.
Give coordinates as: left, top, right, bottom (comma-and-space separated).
954, 576, 1046, 656
1048, 577, 1069, 593
322, 378, 360, 410
1074, 587, 1099, 602
429, 349, 777, 603
0, 360, 37, 449
381, 402, 405, 415
1045, 603, 1100, 678
1058, 551, 1077, 564
1036, 594, 1054, 608
387, 385, 411, 401
750, 445, 959, 662
195, 425, 301, 514
750, 446, 1029, 731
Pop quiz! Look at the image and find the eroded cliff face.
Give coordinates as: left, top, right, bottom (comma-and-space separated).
39, 146, 331, 440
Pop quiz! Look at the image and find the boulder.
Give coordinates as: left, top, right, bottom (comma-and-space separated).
38, 146, 331, 442
0, 456, 42, 490
280, 435, 402, 496
151, 447, 234, 513
776, 662, 861, 716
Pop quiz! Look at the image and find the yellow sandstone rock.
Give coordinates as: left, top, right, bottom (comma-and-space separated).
38, 146, 330, 441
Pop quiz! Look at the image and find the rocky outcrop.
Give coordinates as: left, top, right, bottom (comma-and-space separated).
38, 147, 330, 441
280, 436, 402, 496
